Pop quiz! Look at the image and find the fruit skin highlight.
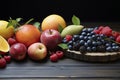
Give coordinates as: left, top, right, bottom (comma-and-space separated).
0, 20, 14, 40
15, 24, 41, 47
41, 14, 66, 31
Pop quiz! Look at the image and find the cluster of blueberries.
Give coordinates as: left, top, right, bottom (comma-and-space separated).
62, 27, 120, 53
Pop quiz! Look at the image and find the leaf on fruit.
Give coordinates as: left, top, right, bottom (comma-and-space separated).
7, 17, 20, 28
33, 22, 41, 29
58, 43, 68, 50
16, 18, 22, 22
58, 24, 63, 33
72, 15, 80, 25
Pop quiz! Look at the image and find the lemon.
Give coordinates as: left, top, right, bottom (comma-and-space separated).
0, 20, 14, 40
0, 35, 10, 52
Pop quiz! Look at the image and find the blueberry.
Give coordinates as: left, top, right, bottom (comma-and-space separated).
92, 47, 97, 52
81, 32, 87, 36
67, 40, 73, 45
82, 28, 88, 32
106, 46, 113, 52
105, 43, 111, 47
62, 39, 67, 43
87, 40, 92, 45
68, 45, 73, 50
79, 40, 85, 46
88, 36, 92, 40
84, 36, 88, 41
91, 31, 95, 35
97, 41, 102, 46
84, 42, 88, 47
112, 43, 117, 46
92, 41, 97, 46
92, 35, 96, 40
87, 33, 91, 36
87, 47, 92, 52
79, 35, 84, 40
88, 28, 94, 32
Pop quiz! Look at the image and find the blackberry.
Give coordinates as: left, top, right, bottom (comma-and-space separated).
79, 46, 86, 53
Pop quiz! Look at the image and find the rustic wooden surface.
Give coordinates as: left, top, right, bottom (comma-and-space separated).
0, 22, 120, 80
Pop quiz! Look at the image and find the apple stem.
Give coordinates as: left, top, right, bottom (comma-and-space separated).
49, 29, 52, 34
0, 55, 2, 58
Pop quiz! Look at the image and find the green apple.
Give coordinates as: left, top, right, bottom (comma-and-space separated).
61, 25, 84, 38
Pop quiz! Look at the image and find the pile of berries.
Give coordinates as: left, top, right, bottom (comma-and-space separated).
62, 26, 120, 53
50, 51, 64, 62
0, 54, 11, 68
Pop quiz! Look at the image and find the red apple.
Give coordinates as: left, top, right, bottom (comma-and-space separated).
9, 43, 27, 61
40, 29, 62, 50
27, 42, 47, 61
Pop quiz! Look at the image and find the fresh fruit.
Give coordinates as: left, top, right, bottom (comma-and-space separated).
56, 51, 64, 59
40, 29, 62, 50
7, 38, 17, 46
15, 24, 41, 47
0, 35, 10, 53
50, 53, 58, 62
41, 14, 66, 31
61, 25, 84, 38
9, 43, 27, 61
65, 35, 72, 42
116, 35, 120, 43
0, 56, 6, 68
4, 55, 11, 63
0, 20, 14, 40
28, 43, 47, 61
112, 31, 120, 39
63, 27, 120, 52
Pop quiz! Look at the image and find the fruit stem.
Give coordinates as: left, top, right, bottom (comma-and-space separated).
25, 18, 34, 24
0, 55, 2, 58
49, 29, 52, 34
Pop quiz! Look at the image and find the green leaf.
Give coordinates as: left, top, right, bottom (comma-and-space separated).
33, 22, 40, 29
72, 15, 80, 25
58, 24, 63, 33
58, 43, 68, 50
7, 17, 20, 28
16, 18, 22, 22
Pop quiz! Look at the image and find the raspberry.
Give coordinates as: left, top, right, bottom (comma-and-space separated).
116, 35, 120, 43
93, 29, 100, 34
100, 26, 112, 36
0, 57, 6, 68
8, 38, 17, 46
65, 35, 72, 42
50, 54, 58, 62
98, 26, 104, 31
56, 51, 64, 59
4, 55, 11, 63
112, 31, 120, 39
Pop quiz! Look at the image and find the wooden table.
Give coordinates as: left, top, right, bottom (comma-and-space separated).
0, 22, 120, 80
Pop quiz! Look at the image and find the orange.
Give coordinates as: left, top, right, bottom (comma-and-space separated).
15, 24, 41, 47
41, 14, 66, 31
0, 20, 14, 40
0, 35, 10, 52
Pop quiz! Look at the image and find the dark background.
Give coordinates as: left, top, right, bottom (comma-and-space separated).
0, 0, 120, 22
